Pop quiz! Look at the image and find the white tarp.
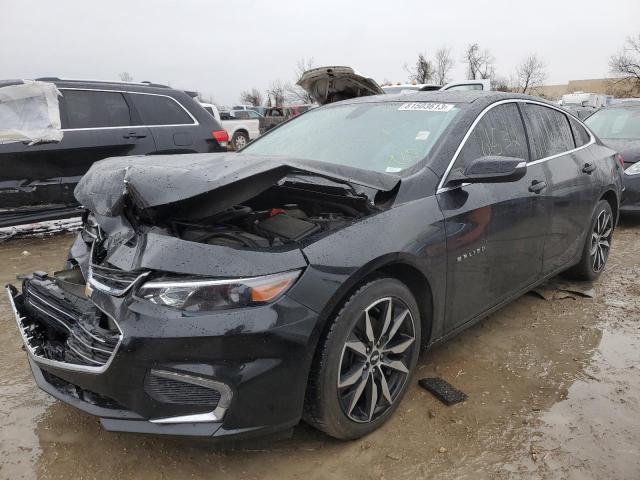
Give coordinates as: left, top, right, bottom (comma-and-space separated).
0, 80, 63, 145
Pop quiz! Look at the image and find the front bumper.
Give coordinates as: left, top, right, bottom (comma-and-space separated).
621, 171, 640, 212
6, 274, 320, 439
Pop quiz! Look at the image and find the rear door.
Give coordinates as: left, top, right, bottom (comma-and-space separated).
127, 92, 199, 153
438, 102, 550, 332
1, 88, 155, 209
520, 103, 598, 274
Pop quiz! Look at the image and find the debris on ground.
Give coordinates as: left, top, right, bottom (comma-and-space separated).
0, 217, 83, 243
418, 377, 468, 406
530, 279, 596, 301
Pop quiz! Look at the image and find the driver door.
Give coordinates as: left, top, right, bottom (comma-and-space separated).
437, 102, 551, 332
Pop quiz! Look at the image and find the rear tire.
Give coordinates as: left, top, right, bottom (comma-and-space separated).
564, 200, 614, 281
231, 131, 249, 150
304, 278, 421, 439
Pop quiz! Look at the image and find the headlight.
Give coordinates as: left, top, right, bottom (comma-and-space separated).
136, 270, 301, 311
625, 162, 640, 175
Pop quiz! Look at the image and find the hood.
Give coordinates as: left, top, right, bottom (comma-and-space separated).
74, 153, 400, 218
601, 139, 640, 164
297, 66, 384, 105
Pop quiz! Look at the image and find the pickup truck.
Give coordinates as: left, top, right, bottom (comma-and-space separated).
258, 105, 315, 134
200, 103, 260, 150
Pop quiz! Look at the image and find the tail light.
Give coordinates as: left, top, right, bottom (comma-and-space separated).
212, 130, 229, 147
616, 153, 625, 168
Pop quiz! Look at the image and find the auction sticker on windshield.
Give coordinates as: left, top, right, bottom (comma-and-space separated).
398, 103, 455, 112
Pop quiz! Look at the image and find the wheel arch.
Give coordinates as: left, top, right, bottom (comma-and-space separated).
600, 189, 619, 225
312, 254, 435, 351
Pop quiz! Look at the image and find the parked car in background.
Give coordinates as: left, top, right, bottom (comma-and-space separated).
561, 104, 599, 120
219, 110, 260, 149
7, 91, 622, 442
199, 103, 261, 150
585, 100, 640, 212
200, 102, 221, 121
0, 78, 228, 227
381, 79, 491, 94
258, 104, 315, 133
561, 92, 612, 108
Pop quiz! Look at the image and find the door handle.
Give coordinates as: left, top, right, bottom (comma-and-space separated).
528, 179, 546, 194
582, 163, 596, 174
123, 132, 147, 139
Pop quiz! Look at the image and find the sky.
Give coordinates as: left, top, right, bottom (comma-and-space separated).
2, 0, 639, 106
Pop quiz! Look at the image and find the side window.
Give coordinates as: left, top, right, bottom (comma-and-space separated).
129, 94, 194, 126
62, 90, 130, 129
569, 117, 591, 147
453, 103, 529, 171
522, 104, 575, 159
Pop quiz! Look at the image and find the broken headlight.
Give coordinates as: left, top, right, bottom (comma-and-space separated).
136, 270, 301, 311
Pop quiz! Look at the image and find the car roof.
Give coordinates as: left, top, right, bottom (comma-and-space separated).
33, 77, 183, 96
331, 90, 557, 108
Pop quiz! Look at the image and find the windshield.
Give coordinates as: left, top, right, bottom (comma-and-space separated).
585, 106, 640, 140
241, 102, 460, 174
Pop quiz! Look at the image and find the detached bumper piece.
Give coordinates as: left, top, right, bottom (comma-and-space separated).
8, 270, 121, 372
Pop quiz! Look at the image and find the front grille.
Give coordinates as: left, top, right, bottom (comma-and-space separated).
21, 276, 121, 369
89, 263, 148, 296
145, 371, 221, 407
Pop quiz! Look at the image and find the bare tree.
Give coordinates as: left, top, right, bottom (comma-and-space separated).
286, 57, 316, 104
266, 80, 287, 107
434, 47, 454, 85
513, 54, 546, 94
118, 72, 133, 82
240, 88, 264, 106
609, 34, 640, 93
404, 53, 435, 84
464, 44, 494, 79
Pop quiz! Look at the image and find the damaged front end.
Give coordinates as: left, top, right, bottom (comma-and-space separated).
7, 268, 121, 372
6, 152, 400, 437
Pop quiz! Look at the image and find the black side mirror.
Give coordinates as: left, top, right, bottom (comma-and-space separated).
447, 156, 527, 185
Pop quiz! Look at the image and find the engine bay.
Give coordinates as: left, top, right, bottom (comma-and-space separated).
168, 183, 369, 248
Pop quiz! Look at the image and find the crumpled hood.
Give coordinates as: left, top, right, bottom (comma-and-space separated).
74, 153, 400, 217
602, 139, 640, 164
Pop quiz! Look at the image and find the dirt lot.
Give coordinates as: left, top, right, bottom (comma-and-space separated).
1, 220, 639, 480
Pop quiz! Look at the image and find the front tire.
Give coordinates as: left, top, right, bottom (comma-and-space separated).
564, 199, 614, 281
304, 278, 421, 439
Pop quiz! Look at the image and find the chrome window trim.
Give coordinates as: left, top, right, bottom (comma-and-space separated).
436, 99, 596, 194
5, 286, 123, 374
148, 369, 232, 424
59, 87, 199, 131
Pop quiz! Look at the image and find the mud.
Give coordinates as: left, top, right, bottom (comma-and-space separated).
1, 221, 639, 480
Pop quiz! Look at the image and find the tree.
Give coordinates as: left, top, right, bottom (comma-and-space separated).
464, 44, 494, 79
240, 88, 264, 106
513, 54, 546, 94
405, 53, 435, 84
266, 80, 287, 107
609, 34, 640, 93
118, 72, 133, 82
434, 47, 454, 85
287, 57, 316, 104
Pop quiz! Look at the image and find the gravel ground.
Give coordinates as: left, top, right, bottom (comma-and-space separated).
1, 219, 639, 480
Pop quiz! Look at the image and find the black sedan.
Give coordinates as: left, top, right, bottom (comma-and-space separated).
6, 91, 623, 441
585, 100, 640, 212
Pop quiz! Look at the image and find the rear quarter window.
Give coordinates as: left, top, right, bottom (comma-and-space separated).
522, 104, 575, 159
569, 117, 591, 147
129, 93, 194, 126
61, 90, 131, 129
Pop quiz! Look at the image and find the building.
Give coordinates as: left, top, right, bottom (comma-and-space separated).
535, 77, 639, 100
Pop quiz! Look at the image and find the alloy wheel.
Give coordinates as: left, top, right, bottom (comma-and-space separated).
234, 135, 248, 149
590, 209, 612, 272
337, 297, 416, 423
